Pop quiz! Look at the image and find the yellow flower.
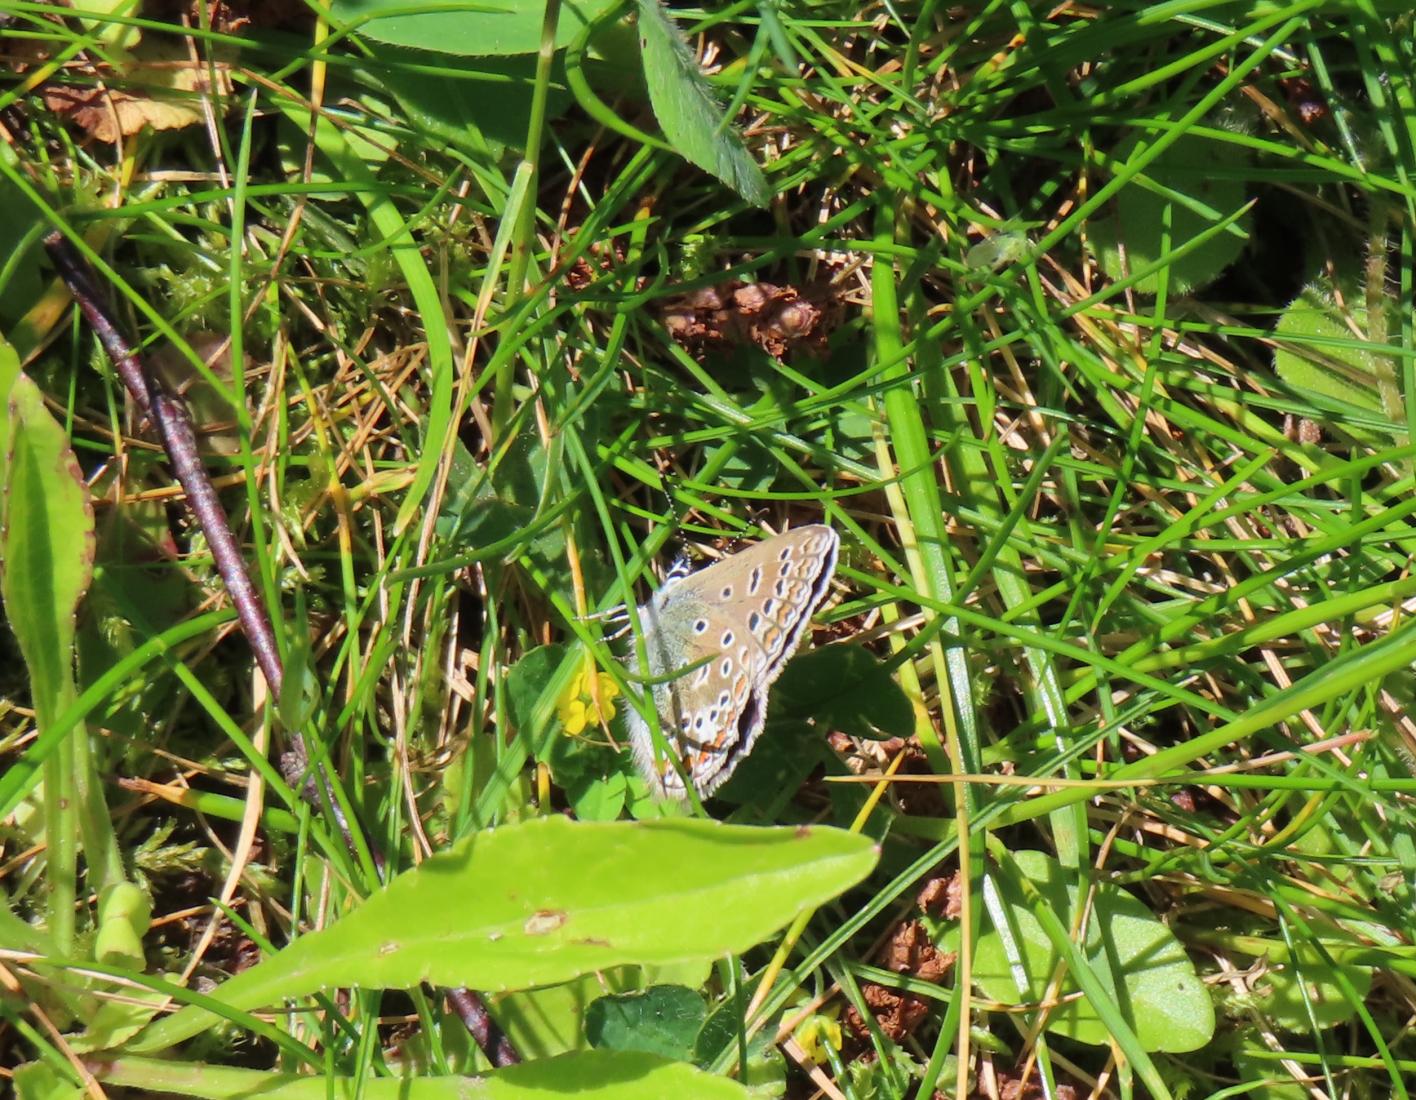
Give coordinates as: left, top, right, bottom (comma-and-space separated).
557, 662, 619, 735
794, 1013, 843, 1066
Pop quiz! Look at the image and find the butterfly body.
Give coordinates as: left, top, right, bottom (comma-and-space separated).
623, 525, 839, 799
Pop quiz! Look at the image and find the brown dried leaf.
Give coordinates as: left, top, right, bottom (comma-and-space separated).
883, 920, 953, 983
845, 920, 954, 1043
660, 278, 834, 359
845, 983, 930, 1043
916, 870, 962, 919
45, 52, 231, 143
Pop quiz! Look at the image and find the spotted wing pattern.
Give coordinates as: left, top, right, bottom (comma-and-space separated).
623, 525, 839, 799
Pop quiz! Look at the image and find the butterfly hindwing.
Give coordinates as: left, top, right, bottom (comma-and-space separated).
623, 526, 839, 799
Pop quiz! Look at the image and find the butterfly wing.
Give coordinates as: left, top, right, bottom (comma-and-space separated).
624, 605, 758, 798
624, 526, 839, 798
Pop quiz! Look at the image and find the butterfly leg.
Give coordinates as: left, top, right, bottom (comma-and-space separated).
582, 603, 634, 641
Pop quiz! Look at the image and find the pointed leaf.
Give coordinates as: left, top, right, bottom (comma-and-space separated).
329, 0, 623, 56
1, 373, 96, 728
636, 0, 769, 206
96, 1050, 756, 1098
134, 816, 877, 1050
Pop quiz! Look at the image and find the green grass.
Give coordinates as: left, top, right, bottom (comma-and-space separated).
3, 1, 1416, 1098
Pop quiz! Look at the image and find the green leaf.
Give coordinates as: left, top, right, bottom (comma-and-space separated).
93, 882, 152, 968
1254, 945, 1373, 1032
1273, 282, 1402, 441
370, 51, 573, 158
0, 336, 19, 452
0, 161, 47, 332
708, 719, 819, 806
568, 767, 630, 821
14, 1062, 86, 1100
775, 643, 914, 740
508, 643, 568, 738
96, 1050, 756, 1098
1230, 1040, 1311, 1100
67, 0, 144, 54
133, 816, 878, 1051
960, 849, 1215, 1053
635, 0, 769, 207
1089, 131, 1251, 296
691, 981, 791, 1095
586, 985, 707, 1060
1, 373, 96, 730
328, 0, 623, 56
71, 982, 169, 1053
491, 962, 708, 1058
438, 426, 568, 586
964, 231, 1031, 274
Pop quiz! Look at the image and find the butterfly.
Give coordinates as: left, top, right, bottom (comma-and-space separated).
622, 525, 839, 799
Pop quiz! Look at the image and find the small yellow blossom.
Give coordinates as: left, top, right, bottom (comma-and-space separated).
794, 1013, 843, 1066
557, 662, 619, 735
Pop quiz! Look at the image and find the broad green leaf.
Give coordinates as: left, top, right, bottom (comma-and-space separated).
438, 422, 568, 585
635, 0, 769, 207
71, 983, 169, 1053
0, 162, 47, 330
1230, 1040, 1311, 1100
569, 767, 629, 821
134, 816, 877, 1051
1254, 944, 1372, 1032
274, 109, 392, 184
95, 1050, 755, 1099
714, 440, 780, 493
0, 336, 19, 451
1273, 283, 1403, 441
492, 961, 709, 1058
509, 643, 568, 738
369, 51, 575, 158
775, 643, 913, 741
960, 849, 1214, 1053
14, 1062, 86, 1100
1, 374, 96, 730
328, 0, 622, 56
1089, 131, 1251, 296
586, 985, 707, 1060
68, 0, 143, 53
